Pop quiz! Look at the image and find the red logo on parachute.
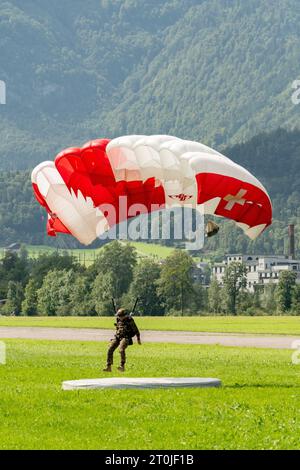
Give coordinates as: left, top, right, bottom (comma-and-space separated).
169, 194, 193, 202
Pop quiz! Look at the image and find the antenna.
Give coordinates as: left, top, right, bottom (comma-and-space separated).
112, 298, 117, 315
130, 297, 140, 316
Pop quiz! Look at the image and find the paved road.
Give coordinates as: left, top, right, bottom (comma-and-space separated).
0, 326, 299, 349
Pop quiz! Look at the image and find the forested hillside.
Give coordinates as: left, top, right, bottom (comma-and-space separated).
1, 128, 299, 256
0, 0, 300, 169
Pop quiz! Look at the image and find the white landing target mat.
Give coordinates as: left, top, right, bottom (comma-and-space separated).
62, 377, 222, 390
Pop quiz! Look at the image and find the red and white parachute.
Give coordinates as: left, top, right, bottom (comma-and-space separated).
32, 135, 272, 245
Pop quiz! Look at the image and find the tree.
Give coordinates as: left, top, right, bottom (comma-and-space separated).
89, 241, 137, 302
237, 290, 261, 316
67, 275, 94, 316
37, 268, 93, 317
0, 251, 29, 298
3, 281, 24, 316
189, 283, 207, 315
22, 278, 39, 316
223, 262, 247, 314
208, 277, 222, 314
157, 250, 194, 315
37, 270, 64, 316
19, 245, 29, 262
292, 284, 300, 315
128, 259, 164, 316
276, 271, 297, 313
31, 252, 81, 288
261, 283, 277, 314
91, 272, 115, 316
37, 269, 76, 316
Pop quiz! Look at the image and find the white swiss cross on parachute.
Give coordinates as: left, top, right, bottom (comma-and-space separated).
223, 189, 247, 210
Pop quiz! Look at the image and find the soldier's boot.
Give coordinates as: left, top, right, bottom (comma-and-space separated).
103, 365, 112, 372
117, 365, 125, 372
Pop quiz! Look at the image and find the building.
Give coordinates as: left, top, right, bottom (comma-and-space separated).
192, 262, 210, 285
212, 254, 300, 291
5, 243, 21, 253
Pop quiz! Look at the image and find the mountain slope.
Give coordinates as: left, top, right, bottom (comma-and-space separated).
0, 0, 300, 170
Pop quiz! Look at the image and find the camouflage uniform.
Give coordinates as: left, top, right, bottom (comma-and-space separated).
106, 312, 140, 368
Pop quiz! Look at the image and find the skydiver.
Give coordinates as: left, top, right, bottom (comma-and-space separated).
103, 308, 141, 373
205, 220, 220, 237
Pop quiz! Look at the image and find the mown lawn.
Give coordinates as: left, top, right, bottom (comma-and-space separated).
0, 241, 181, 265
0, 339, 299, 449
0, 316, 300, 335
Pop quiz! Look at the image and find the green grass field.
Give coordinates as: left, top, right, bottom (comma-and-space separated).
1, 244, 106, 267
0, 339, 299, 449
0, 316, 299, 335
128, 241, 182, 259
0, 241, 182, 266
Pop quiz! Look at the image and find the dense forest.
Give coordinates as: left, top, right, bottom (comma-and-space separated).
1, 242, 299, 316
0, 0, 300, 169
0, 128, 299, 256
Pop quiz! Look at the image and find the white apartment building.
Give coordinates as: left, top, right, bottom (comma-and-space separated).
212, 254, 300, 291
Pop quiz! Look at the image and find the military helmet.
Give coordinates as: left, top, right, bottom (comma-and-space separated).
116, 308, 126, 317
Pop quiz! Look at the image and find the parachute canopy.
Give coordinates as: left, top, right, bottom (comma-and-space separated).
32, 135, 272, 245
